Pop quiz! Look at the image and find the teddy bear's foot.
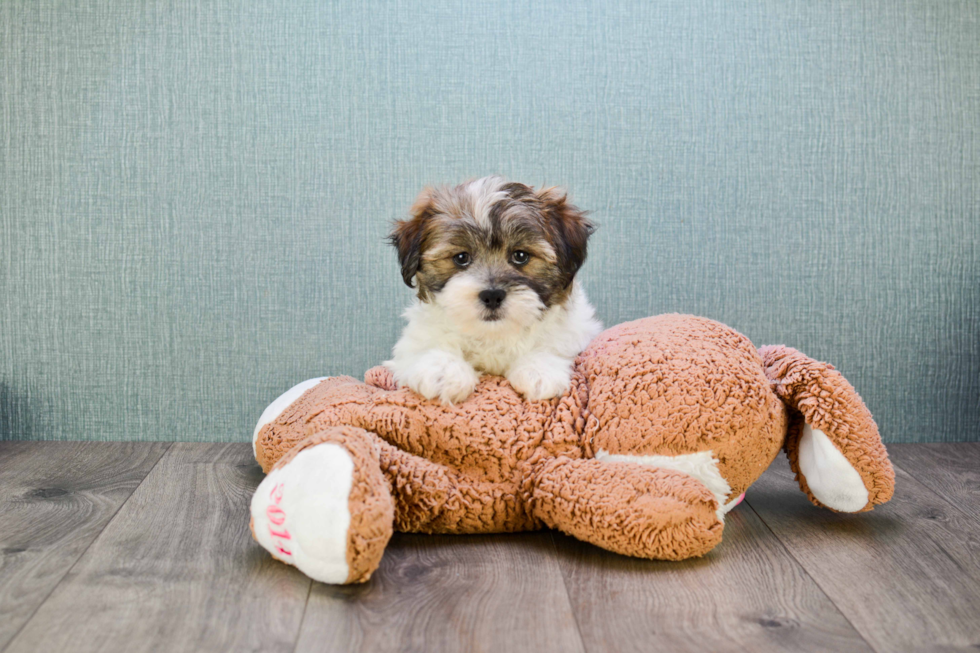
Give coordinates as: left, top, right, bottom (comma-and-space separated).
796, 423, 869, 512
250, 428, 395, 584
759, 345, 894, 512
251, 442, 353, 583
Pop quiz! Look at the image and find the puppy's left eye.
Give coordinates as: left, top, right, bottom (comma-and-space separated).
510, 250, 530, 266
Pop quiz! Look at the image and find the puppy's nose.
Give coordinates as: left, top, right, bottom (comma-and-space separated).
479, 288, 507, 310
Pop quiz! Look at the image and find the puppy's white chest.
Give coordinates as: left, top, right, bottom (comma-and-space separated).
461, 334, 534, 376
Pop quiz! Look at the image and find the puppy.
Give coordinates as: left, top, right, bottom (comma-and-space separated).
384, 176, 602, 404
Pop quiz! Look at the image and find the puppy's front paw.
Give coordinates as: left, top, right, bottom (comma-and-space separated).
507, 355, 572, 401
400, 350, 480, 405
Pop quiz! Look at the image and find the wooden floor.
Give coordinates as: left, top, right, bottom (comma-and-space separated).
0, 443, 978, 653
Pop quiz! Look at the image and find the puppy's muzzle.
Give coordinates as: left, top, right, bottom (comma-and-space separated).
478, 288, 507, 310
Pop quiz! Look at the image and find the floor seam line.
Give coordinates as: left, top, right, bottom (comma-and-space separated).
742, 496, 880, 653
889, 458, 980, 528
547, 530, 590, 653
289, 579, 315, 653
0, 441, 173, 653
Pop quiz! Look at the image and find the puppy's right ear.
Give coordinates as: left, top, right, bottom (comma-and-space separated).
389, 187, 434, 288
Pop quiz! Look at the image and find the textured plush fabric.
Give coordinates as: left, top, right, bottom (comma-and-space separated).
1, 1, 978, 443
252, 314, 894, 580
579, 315, 789, 497
760, 345, 895, 509
268, 426, 394, 583
531, 458, 724, 560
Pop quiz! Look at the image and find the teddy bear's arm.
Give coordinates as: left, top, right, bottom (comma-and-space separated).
530, 457, 724, 560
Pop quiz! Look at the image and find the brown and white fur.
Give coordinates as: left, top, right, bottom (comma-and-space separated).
384, 176, 603, 403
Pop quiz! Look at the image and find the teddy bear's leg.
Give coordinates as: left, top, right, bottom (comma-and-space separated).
759, 345, 895, 512
251, 423, 492, 582
250, 426, 394, 584
530, 457, 724, 560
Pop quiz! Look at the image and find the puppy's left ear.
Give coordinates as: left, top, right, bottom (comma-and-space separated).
538, 187, 595, 286
389, 187, 434, 289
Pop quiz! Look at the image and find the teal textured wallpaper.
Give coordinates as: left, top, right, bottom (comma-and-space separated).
1, 1, 977, 443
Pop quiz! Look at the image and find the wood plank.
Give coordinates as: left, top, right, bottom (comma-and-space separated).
552, 505, 871, 652
295, 531, 586, 653
889, 443, 980, 524
0, 441, 169, 651
746, 454, 980, 652
4, 443, 312, 653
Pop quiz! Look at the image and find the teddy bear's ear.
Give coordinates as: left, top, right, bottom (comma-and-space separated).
389, 187, 435, 288
537, 186, 595, 287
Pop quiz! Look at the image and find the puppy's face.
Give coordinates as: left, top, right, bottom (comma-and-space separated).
390, 176, 593, 335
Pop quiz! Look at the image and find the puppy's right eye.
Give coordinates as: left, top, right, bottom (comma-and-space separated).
452, 252, 471, 267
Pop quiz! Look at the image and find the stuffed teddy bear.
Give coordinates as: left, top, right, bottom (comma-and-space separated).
250, 314, 894, 584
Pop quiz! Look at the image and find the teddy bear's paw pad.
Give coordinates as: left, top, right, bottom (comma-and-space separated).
253, 377, 329, 454
250, 442, 354, 583
798, 423, 870, 512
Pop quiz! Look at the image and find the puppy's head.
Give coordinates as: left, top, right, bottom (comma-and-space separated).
389, 176, 594, 335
